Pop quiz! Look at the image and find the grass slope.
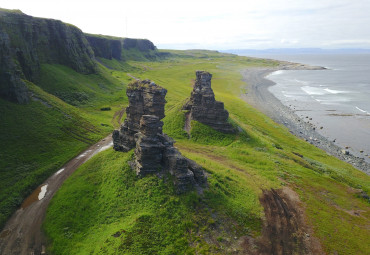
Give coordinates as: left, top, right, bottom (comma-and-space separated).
0, 62, 130, 228
41, 50, 370, 254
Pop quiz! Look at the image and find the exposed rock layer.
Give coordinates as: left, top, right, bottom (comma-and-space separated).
183, 71, 235, 133
0, 9, 97, 103
133, 115, 207, 193
122, 38, 156, 51
85, 34, 122, 60
113, 80, 167, 151
113, 79, 206, 192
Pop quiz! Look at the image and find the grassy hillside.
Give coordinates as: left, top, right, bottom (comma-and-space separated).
0, 63, 130, 228
44, 51, 370, 254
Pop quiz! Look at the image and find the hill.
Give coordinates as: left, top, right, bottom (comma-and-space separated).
0, 8, 160, 229
43, 50, 370, 254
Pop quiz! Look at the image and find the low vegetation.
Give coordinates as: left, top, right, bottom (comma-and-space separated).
43, 51, 369, 254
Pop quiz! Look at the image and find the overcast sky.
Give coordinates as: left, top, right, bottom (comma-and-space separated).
1, 0, 370, 50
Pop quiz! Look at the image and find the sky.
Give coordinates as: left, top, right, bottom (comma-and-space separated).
1, 0, 370, 50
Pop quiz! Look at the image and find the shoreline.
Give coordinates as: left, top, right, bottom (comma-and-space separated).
240, 64, 370, 175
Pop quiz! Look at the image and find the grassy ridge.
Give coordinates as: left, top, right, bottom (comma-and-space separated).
43, 51, 370, 254
0, 63, 130, 228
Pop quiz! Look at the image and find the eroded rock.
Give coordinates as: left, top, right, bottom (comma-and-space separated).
133, 115, 206, 193
113, 79, 206, 192
113, 80, 167, 151
183, 71, 235, 133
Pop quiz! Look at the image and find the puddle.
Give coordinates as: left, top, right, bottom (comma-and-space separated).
99, 142, 114, 152
76, 153, 86, 159
55, 168, 65, 175
21, 184, 48, 209
38, 185, 48, 200
21, 186, 42, 209
0, 229, 11, 239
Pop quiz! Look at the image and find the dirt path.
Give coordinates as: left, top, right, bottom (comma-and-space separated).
256, 187, 324, 255
0, 136, 113, 255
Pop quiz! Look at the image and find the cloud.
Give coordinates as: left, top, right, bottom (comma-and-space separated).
2, 0, 370, 49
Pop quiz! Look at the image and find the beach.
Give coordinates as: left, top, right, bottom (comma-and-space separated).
241, 64, 370, 175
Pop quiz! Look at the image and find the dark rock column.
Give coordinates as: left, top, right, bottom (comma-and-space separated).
134, 115, 165, 176
131, 114, 207, 193
184, 71, 235, 133
113, 80, 167, 152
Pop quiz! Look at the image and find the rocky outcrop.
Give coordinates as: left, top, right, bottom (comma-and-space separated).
133, 115, 206, 193
0, 9, 97, 103
0, 27, 29, 103
122, 38, 156, 51
113, 80, 167, 151
85, 34, 122, 60
113, 79, 207, 192
183, 71, 235, 133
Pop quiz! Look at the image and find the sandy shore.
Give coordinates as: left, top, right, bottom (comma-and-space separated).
241, 64, 370, 175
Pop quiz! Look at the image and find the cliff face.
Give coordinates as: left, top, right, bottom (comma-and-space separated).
0, 9, 97, 103
0, 28, 28, 103
122, 38, 156, 51
85, 35, 122, 60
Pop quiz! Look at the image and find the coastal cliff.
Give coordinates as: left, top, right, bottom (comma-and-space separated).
85, 34, 122, 60
0, 9, 97, 103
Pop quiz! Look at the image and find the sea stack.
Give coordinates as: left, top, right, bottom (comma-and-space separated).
112, 79, 167, 152
113, 79, 207, 192
183, 71, 235, 133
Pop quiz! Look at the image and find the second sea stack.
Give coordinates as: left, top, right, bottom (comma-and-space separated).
183, 71, 235, 133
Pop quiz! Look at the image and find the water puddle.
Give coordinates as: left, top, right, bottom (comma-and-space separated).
0, 229, 11, 239
99, 142, 114, 152
21, 186, 41, 209
55, 168, 65, 175
21, 184, 48, 209
38, 185, 48, 200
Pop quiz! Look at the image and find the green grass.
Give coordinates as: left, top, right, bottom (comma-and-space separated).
43, 50, 370, 254
0, 61, 132, 228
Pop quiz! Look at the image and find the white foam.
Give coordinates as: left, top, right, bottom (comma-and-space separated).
294, 79, 309, 86
324, 88, 348, 94
301, 86, 326, 95
38, 185, 48, 200
270, 70, 285, 76
55, 168, 65, 175
356, 106, 370, 115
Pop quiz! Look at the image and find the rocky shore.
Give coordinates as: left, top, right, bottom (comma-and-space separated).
241, 63, 370, 175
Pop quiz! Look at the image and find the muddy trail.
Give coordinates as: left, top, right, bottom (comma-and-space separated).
243, 187, 324, 255
0, 136, 113, 255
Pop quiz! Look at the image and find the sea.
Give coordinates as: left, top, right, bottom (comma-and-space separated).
246, 54, 370, 163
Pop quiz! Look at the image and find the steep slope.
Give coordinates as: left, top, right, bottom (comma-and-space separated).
0, 8, 97, 104
43, 51, 370, 254
0, 9, 130, 229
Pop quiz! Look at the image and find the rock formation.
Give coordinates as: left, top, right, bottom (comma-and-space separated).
85, 34, 122, 60
0, 8, 97, 103
122, 38, 156, 51
113, 80, 167, 151
183, 71, 235, 133
113, 79, 207, 192
133, 115, 206, 193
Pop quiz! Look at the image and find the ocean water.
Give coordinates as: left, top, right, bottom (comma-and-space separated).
258, 54, 370, 162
